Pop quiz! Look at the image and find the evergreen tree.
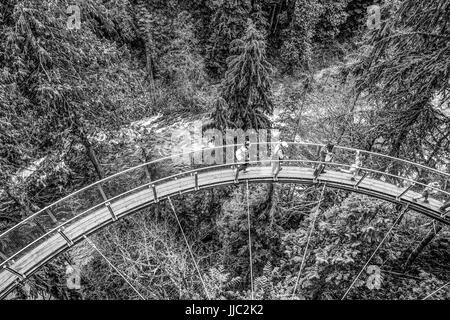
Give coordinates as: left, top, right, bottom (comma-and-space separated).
314, 0, 351, 43
280, 0, 323, 74
159, 11, 207, 113
250, 0, 270, 35
348, 0, 450, 265
135, 0, 158, 100
350, 0, 450, 160
0, 0, 150, 228
209, 97, 233, 131
219, 20, 274, 130
160, 12, 205, 88
207, 0, 251, 76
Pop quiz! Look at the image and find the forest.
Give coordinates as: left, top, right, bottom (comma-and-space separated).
0, 0, 449, 300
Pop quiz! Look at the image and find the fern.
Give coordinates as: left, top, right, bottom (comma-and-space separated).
263, 261, 273, 276
224, 276, 241, 290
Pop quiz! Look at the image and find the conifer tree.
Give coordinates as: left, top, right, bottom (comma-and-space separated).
351, 0, 450, 159
250, 0, 270, 35
207, 0, 251, 76
280, 0, 323, 74
160, 12, 206, 90
220, 20, 274, 130
135, 0, 157, 100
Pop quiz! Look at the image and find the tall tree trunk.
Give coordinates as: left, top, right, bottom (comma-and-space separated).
389, 111, 421, 158
136, 0, 157, 102
403, 224, 443, 271
287, 78, 310, 202
337, 91, 361, 145
285, 0, 297, 27
290, 84, 308, 143
254, 183, 278, 226
425, 131, 450, 166
72, 110, 105, 180
141, 146, 153, 181
82, 135, 104, 180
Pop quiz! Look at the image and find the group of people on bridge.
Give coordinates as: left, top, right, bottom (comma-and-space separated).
232, 141, 450, 215
233, 140, 288, 182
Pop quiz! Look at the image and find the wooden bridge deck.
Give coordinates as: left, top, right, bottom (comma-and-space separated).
1, 166, 449, 298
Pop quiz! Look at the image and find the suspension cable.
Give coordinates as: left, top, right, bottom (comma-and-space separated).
422, 281, 450, 300
83, 235, 146, 300
292, 183, 326, 298
341, 205, 409, 300
167, 197, 211, 300
246, 180, 254, 300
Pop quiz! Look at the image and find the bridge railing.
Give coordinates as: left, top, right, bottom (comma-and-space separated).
0, 143, 449, 270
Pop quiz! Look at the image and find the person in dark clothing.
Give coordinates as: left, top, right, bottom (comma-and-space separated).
412, 181, 440, 204
313, 145, 327, 176
314, 143, 334, 178
234, 141, 250, 183
339, 150, 362, 181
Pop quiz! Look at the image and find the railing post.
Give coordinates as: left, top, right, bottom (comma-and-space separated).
397, 183, 415, 200
105, 203, 118, 221
97, 184, 118, 221
354, 172, 368, 189
194, 172, 199, 191
174, 177, 182, 196
144, 165, 152, 189
152, 184, 158, 203
58, 227, 73, 247
2, 264, 25, 280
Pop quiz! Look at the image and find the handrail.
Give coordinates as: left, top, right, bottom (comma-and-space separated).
1, 142, 448, 238
320, 144, 450, 179
2, 142, 449, 240
1, 157, 449, 270
1, 142, 449, 260
0, 143, 247, 239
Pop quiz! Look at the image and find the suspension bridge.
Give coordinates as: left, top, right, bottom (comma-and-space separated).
0, 143, 449, 299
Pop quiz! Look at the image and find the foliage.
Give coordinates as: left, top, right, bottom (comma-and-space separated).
348, 0, 450, 161
1, 0, 449, 301
218, 20, 274, 130
279, 0, 323, 74
206, 0, 251, 76
217, 185, 283, 280
81, 212, 206, 300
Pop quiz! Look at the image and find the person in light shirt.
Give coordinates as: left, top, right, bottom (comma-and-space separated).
412, 181, 440, 204
234, 141, 250, 182
272, 141, 288, 181
339, 150, 363, 181
314, 143, 334, 178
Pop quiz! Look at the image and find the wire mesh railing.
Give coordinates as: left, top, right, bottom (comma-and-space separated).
0, 142, 449, 274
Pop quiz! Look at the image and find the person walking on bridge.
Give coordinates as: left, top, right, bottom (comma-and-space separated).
314, 143, 334, 178
272, 141, 288, 181
412, 181, 440, 204
339, 150, 362, 181
234, 141, 250, 183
